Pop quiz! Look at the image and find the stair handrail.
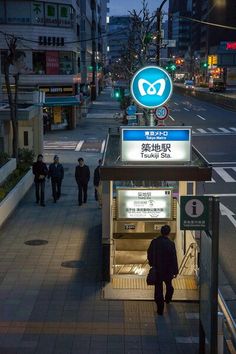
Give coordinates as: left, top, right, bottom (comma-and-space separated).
179, 242, 198, 275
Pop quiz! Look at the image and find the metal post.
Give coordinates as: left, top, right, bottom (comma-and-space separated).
149, 110, 155, 126
211, 197, 220, 354
156, 9, 161, 66
156, 0, 168, 66
217, 312, 224, 354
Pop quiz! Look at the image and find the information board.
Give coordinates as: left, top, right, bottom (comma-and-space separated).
117, 188, 172, 220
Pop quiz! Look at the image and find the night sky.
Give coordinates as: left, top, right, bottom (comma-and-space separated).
109, 0, 169, 16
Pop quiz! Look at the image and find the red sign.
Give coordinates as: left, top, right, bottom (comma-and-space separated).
226, 42, 236, 50
46, 51, 59, 75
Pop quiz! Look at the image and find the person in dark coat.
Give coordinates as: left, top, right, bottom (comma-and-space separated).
75, 157, 90, 206
32, 154, 48, 207
147, 225, 178, 315
93, 159, 102, 204
48, 155, 64, 203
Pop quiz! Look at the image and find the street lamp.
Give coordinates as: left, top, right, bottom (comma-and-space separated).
156, 0, 168, 66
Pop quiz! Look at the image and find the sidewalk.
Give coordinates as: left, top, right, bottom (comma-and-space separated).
0, 88, 199, 354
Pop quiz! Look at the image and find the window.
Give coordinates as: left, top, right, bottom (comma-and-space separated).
0, 2, 5, 23
33, 52, 46, 74
6, 1, 30, 24
59, 52, 73, 74
23, 131, 29, 146
1, 51, 7, 74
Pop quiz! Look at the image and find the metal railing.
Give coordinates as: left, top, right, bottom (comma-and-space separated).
218, 290, 236, 353
179, 242, 198, 275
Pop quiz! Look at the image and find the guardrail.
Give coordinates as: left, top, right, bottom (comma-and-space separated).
218, 290, 236, 353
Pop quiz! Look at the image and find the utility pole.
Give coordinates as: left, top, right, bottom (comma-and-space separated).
156, 0, 168, 66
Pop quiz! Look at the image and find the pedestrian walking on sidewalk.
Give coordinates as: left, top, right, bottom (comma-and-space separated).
93, 159, 102, 208
48, 155, 64, 203
75, 157, 90, 206
32, 154, 48, 207
147, 225, 178, 315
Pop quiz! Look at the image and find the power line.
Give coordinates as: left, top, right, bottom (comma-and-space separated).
0, 28, 128, 46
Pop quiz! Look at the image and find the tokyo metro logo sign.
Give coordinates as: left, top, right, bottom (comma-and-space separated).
131, 66, 173, 109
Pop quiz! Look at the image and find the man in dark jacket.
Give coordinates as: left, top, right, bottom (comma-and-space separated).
32, 154, 48, 206
93, 159, 102, 205
48, 155, 64, 203
75, 157, 90, 206
147, 225, 178, 315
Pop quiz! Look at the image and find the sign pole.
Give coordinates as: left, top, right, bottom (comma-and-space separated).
149, 109, 155, 126
210, 197, 219, 354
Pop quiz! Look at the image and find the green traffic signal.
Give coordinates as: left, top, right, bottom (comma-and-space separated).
170, 64, 176, 71
115, 91, 120, 98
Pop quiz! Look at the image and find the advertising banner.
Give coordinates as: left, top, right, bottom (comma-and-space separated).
121, 127, 191, 163
46, 51, 59, 75
117, 188, 172, 220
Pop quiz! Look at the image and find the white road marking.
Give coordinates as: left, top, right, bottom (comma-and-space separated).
220, 203, 236, 228
197, 114, 206, 120
75, 140, 84, 151
169, 115, 175, 121
214, 167, 236, 182
100, 140, 106, 153
207, 128, 218, 133
218, 127, 231, 133
184, 108, 190, 111
196, 128, 207, 133
229, 127, 236, 132
174, 102, 179, 105
204, 194, 236, 197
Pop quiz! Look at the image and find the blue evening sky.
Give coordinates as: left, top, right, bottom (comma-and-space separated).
109, 0, 169, 16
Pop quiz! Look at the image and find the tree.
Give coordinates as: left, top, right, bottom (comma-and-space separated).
3, 35, 25, 160
110, 1, 157, 124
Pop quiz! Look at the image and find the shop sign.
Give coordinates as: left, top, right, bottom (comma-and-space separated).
226, 42, 236, 50
46, 52, 59, 75
45, 3, 58, 26
117, 188, 172, 220
120, 127, 191, 163
59, 5, 72, 27
40, 86, 73, 94
32, 2, 44, 24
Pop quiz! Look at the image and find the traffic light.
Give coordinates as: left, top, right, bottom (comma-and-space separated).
114, 88, 121, 100
165, 61, 176, 72
144, 32, 153, 44
201, 62, 208, 68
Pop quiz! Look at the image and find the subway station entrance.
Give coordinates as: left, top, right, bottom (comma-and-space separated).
100, 128, 212, 301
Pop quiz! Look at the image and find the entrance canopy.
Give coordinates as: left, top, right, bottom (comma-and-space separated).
44, 96, 80, 107
100, 129, 212, 181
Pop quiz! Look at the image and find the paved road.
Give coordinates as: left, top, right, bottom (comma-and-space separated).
167, 92, 236, 301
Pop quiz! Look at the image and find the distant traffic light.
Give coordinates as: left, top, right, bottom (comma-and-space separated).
113, 88, 121, 100
201, 62, 208, 68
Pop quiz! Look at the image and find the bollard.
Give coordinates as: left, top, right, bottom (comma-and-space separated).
218, 311, 224, 354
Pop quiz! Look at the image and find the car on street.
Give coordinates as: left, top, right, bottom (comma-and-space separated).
184, 80, 195, 90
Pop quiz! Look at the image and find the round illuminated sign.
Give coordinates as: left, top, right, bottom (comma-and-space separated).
130, 66, 173, 109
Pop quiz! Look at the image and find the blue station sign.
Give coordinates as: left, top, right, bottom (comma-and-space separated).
121, 126, 191, 163
130, 66, 173, 109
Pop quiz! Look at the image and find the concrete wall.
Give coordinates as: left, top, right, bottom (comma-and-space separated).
0, 158, 16, 184
0, 169, 34, 228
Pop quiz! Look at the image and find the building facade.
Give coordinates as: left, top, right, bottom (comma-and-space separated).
107, 16, 131, 64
